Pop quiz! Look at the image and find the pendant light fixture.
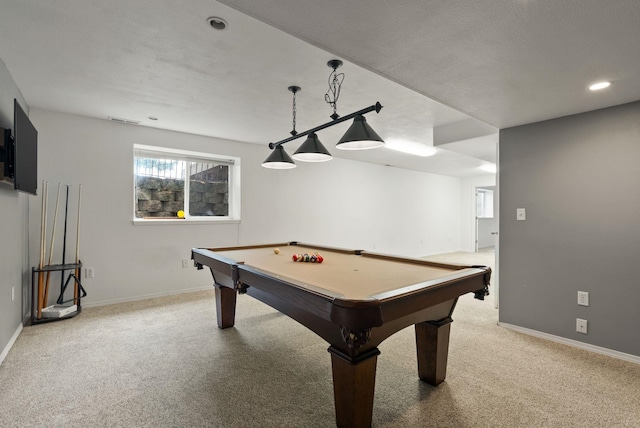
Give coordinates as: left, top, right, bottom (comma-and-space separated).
262, 60, 384, 169
289, 85, 332, 162
293, 132, 332, 162
335, 115, 385, 150
261, 144, 296, 169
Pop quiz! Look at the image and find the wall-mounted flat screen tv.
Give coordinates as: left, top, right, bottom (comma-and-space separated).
13, 99, 38, 195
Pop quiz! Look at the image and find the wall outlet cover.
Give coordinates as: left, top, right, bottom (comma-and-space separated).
576, 318, 588, 334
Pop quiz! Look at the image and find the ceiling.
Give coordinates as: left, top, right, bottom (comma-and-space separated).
1, 1, 638, 177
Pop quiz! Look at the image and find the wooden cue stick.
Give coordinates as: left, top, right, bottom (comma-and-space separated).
59, 185, 69, 298
42, 180, 49, 312
74, 184, 82, 305
37, 180, 48, 319
43, 183, 62, 308
38, 180, 46, 270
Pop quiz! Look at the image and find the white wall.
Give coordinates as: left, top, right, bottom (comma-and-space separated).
30, 109, 464, 307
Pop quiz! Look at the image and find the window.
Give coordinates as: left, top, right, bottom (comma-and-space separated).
134, 145, 240, 222
476, 188, 494, 219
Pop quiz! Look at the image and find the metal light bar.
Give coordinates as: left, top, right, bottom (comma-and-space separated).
268, 102, 383, 149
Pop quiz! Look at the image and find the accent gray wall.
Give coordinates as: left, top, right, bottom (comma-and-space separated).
499, 101, 640, 357
0, 58, 29, 361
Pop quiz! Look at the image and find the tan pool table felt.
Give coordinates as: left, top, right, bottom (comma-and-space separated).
215, 245, 473, 300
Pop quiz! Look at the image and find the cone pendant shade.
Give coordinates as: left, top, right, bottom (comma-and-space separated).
262, 145, 296, 169
336, 115, 385, 150
292, 132, 332, 162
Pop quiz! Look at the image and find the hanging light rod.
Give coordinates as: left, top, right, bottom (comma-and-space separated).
269, 102, 383, 149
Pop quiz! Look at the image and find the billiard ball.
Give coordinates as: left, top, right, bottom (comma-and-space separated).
274, 248, 280, 254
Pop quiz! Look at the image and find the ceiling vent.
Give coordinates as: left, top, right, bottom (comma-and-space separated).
108, 116, 141, 125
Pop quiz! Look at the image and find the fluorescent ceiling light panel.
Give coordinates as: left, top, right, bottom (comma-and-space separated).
589, 81, 611, 91
480, 164, 497, 173
384, 140, 437, 157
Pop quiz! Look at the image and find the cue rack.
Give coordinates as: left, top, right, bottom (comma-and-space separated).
29, 181, 87, 325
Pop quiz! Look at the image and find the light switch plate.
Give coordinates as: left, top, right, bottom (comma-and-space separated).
517, 208, 526, 221
578, 291, 589, 306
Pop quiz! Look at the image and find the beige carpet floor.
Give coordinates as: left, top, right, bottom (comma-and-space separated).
1, 250, 639, 427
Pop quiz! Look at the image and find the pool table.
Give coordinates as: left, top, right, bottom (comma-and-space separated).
191, 242, 491, 428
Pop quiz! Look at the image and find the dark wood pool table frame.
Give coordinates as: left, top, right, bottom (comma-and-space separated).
192, 242, 491, 428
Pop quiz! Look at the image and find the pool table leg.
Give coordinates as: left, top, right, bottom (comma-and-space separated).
328, 347, 380, 428
415, 317, 453, 385
214, 285, 237, 329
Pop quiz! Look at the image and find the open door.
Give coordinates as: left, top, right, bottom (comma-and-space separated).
475, 186, 498, 308
475, 187, 496, 251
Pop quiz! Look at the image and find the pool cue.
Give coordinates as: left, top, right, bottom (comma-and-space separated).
59, 185, 69, 302
73, 184, 82, 305
37, 180, 48, 319
43, 183, 61, 308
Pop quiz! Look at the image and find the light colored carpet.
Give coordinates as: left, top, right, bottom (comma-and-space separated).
1, 250, 639, 427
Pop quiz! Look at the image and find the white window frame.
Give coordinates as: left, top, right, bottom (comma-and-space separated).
133, 144, 241, 224
476, 188, 494, 219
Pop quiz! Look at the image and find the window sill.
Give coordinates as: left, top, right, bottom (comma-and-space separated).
133, 218, 240, 226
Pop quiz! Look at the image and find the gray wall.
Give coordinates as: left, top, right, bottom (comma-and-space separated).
499, 101, 640, 357
0, 58, 29, 360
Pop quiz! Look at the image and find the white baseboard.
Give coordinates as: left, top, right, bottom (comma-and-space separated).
81, 286, 212, 308
498, 322, 640, 365
0, 323, 23, 367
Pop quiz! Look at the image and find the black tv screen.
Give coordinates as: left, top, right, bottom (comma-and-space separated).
13, 99, 38, 195
1, 128, 13, 180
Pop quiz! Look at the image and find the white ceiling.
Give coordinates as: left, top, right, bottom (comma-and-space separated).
1, 1, 638, 177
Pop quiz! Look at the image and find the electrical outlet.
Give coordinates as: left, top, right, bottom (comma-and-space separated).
577, 291, 589, 306
85, 267, 95, 278
182, 259, 189, 268
576, 318, 588, 334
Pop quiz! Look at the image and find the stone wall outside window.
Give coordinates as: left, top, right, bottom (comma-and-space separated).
135, 176, 228, 218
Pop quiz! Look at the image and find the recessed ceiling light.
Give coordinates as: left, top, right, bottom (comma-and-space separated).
480, 164, 497, 173
589, 81, 611, 91
384, 140, 437, 157
207, 16, 228, 30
